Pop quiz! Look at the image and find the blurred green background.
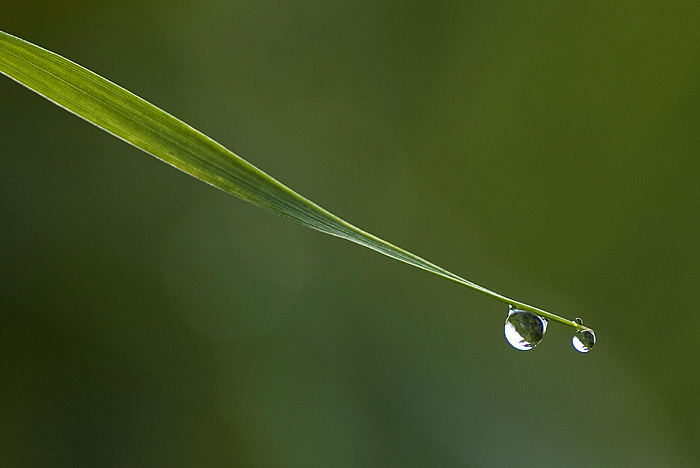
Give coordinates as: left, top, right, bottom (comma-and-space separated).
2, 1, 699, 466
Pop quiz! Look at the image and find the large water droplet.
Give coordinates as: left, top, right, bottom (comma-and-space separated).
573, 329, 596, 353
505, 309, 548, 350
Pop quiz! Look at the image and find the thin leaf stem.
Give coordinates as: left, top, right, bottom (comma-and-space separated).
0, 30, 590, 332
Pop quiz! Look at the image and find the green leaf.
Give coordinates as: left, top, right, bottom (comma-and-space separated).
0, 30, 585, 330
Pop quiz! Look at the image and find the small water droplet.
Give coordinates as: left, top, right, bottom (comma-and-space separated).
574, 317, 584, 325
505, 309, 548, 351
572, 329, 596, 353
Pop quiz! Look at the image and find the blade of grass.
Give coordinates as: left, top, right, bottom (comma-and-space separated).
0, 30, 588, 331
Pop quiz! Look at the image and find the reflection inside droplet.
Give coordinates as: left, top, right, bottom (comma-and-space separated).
504, 309, 548, 351
573, 329, 596, 353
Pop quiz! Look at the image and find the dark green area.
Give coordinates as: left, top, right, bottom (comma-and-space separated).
2, 1, 699, 466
